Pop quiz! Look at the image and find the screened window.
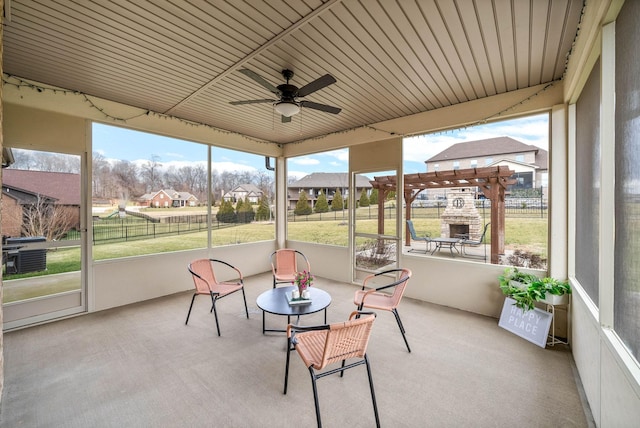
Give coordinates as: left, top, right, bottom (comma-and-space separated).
287, 149, 350, 245
403, 114, 549, 268
614, 0, 640, 361
575, 58, 601, 306
92, 123, 274, 259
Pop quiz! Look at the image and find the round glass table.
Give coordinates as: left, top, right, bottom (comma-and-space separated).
256, 285, 331, 333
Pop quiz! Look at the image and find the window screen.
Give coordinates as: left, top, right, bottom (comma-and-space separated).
575, 58, 601, 306
614, 0, 640, 361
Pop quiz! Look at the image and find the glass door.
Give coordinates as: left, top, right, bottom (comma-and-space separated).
2, 148, 85, 329
352, 169, 400, 282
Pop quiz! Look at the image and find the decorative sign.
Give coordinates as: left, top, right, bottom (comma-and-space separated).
498, 297, 553, 348
453, 197, 465, 208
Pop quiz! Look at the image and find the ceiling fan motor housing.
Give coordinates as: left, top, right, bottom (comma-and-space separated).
277, 83, 299, 100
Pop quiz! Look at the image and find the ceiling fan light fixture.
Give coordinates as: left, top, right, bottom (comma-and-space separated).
274, 101, 300, 117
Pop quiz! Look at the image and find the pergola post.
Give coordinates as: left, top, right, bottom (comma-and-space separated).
480, 178, 506, 264
404, 189, 416, 246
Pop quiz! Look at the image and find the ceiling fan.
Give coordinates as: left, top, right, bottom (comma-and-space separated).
230, 68, 341, 122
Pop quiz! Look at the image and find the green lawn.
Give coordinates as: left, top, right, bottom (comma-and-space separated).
2, 212, 547, 305
5, 216, 547, 281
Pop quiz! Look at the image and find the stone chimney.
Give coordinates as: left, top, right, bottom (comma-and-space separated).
440, 188, 482, 239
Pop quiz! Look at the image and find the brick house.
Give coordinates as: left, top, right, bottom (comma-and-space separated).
139, 189, 199, 208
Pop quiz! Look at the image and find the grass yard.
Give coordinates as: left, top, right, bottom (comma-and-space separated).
3, 215, 547, 302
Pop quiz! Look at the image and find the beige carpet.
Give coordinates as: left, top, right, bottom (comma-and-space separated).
1, 272, 592, 427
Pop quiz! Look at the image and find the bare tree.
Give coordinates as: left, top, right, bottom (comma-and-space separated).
140, 154, 162, 192
92, 151, 111, 198
111, 160, 143, 198
11, 149, 80, 173
22, 195, 76, 241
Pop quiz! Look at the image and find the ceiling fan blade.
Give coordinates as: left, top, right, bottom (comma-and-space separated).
297, 74, 337, 97
238, 69, 279, 94
229, 99, 275, 105
281, 115, 292, 123
300, 101, 341, 114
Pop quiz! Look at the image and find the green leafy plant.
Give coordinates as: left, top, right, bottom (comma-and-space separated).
499, 268, 571, 311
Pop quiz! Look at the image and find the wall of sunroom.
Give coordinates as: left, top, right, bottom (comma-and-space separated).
3, 86, 565, 319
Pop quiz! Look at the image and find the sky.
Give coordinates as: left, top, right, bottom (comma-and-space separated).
93, 113, 548, 179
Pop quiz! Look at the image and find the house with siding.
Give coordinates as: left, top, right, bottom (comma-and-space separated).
425, 137, 548, 198
222, 184, 263, 204
288, 172, 372, 210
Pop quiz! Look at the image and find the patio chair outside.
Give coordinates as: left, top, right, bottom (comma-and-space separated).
406, 219, 433, 253
186, 258, 249, 336
354, 268, 412, 352
459, 222, 490, 259
284, 311, 380, 428
270, 249, 311, 288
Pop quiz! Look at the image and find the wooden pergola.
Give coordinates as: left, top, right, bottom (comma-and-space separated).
369, 166, 516, 264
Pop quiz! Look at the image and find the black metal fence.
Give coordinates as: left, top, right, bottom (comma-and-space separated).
289, 198, 548, 222
63, 198, 546, 244
63, 214, 233, 244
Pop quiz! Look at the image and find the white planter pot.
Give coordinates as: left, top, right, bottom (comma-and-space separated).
509, 280, 526, 288
507, 280, 569, 306
541, 293, 569, 306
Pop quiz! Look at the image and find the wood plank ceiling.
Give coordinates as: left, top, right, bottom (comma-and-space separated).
2, 0, 583, 145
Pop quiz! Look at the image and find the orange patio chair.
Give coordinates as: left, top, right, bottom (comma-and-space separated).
354, 268, 412, 352
270, 249, 311, 288
284, 311, 380, 428
186, 258, 249, 336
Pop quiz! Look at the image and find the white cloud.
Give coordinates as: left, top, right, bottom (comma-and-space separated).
291, 156, 320, 166
164, 152, 185, 159
212, 161, 255, 173
323, 149, 349, 162
288, 170, 309, 180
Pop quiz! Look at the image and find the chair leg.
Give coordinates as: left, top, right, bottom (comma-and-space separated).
364, 355, 381, 428
392, 308, 411, 352
308, 368, 323, 428
284, 338, 292, 394
211, 293, 221, 336
241, 288, 249, 319
185, 293, 197, 325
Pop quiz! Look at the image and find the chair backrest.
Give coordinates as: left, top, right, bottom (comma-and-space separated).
317, 312, 375, 370
406, 220, 419, 240
271, 249, 310, 278
478, 222, 491, 242
386, 268, 412, 308
188, 259, 217, 294
363, 268, 412, 309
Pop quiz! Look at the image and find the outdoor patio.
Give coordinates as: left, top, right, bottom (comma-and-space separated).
1, 272, 591, 427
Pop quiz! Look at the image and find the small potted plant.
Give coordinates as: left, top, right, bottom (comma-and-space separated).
498, 267, 571, 311
293, 270, 314, 300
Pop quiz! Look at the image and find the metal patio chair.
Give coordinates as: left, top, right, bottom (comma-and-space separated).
354, 268, 412, 352
284, 311, 380, 428
270, 249, 311, 288
186, 258, 249, 336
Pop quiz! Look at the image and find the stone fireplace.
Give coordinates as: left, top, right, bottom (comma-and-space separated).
440, 188, 482, 240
